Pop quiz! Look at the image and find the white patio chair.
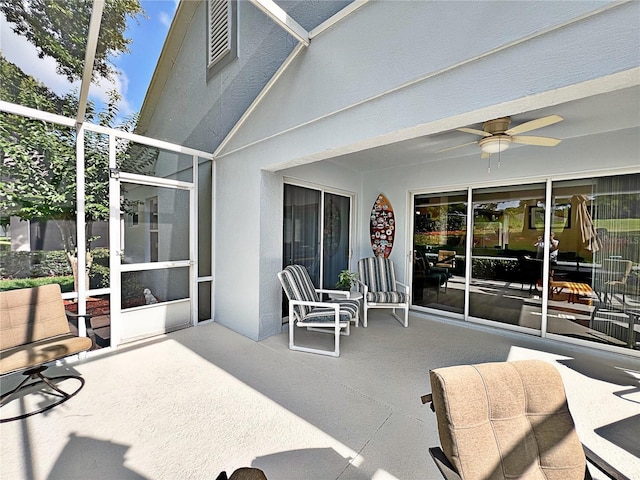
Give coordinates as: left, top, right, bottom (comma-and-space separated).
357, 257, 410, 328
277, 265, 359, 357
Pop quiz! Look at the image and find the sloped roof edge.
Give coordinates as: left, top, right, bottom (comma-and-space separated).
136, 0, 200, 136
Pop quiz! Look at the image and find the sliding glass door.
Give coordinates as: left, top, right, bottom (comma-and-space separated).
283, 185, 321, 284
413, 191, 467, 312
469, 184, 546, 331
411, 172, 639, 353
283, 184, 353, 317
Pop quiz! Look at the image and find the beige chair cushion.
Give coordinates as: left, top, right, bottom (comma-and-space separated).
0, 284, 71, 350
0, 284, 92, 375
0, 334, 92, 375
430, 360, 586, 480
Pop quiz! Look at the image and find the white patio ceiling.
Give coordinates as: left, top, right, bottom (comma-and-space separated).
325, 84, 640, 174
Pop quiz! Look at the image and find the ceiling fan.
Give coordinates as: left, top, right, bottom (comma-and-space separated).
439, 114, 564, 159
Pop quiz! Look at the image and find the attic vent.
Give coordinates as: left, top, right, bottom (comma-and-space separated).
208, 0, 231, 68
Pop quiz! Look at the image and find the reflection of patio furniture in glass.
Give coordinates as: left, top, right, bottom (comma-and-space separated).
435, 250, 456, 289
549, 281, 594, 304
435, 250, 456, 271
590, 302, 639, 349
357, 257, 410, 327
517, 255, 544, 293
412, 252, 448, 303
593, 259, 633, 304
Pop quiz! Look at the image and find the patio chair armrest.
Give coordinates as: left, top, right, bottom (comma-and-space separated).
65, 311, 95, 338
290, 299, 342, 324
583, 444, 631, 480
316, 288, 352, 296
65, 311, 94, 319
355, 279, 368, 295
395, 281, 409, 293
429, 447, 461, 480
289, 299, 340, 309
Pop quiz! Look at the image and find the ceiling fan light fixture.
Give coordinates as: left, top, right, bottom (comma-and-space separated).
479, 135, 511, 154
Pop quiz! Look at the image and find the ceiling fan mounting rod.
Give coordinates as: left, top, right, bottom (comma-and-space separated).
483, 117, 511, 134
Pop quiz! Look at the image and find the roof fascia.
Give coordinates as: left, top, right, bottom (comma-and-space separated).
249, 0, 309, 46
215, 1, 367, 157
309, 0, 369, 39
136, 0, 200, 135
213, 42, 306, 157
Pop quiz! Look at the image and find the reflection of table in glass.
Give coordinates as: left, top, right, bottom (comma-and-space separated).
550, 281, 594, 304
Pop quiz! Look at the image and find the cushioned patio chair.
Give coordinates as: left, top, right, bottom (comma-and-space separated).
435, 249, 457, 273
422, 360, 630, 480
412, 252, 448, 302
1, 284, 93, 422
277, 265, 359, 357
357, 256, 409, 327
593, 258, 633, 305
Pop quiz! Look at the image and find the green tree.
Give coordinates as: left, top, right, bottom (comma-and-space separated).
1, 55, 157, 288
0, 0, 144, 83
0, 0, 145, 290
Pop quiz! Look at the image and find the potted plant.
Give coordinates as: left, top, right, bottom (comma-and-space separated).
336, 269, 359, 291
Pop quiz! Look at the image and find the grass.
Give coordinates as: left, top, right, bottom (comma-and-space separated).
0, 276, 74, 292
593, 219, 640, 232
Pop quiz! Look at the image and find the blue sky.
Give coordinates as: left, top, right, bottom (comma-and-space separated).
0, 0, 177, 122
110, 0, 178, 116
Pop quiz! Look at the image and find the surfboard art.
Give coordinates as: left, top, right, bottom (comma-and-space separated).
370, 193, 395, 258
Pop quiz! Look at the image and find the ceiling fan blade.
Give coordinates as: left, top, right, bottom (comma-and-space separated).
457, 127, 491, 137
437, 141, 478, 153
504, 114, 563, 135
511, 135, 561, 147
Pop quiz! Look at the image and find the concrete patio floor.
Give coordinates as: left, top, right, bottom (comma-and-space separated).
1, 311, 639, 480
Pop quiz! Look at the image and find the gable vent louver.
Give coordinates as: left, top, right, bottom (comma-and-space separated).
208, 0, 231, 68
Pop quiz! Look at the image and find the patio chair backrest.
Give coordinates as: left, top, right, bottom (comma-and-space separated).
358, 257, 398, 293
430, 360, 587, 480
0, 283, 70, 350
602, 258, 633, 280
277, 265, 319, 321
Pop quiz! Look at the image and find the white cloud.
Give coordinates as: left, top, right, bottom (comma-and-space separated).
1, 12, 131, 121
1, 13, 79, 97
159, 11, 172, 28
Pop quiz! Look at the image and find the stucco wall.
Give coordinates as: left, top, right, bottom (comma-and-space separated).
219, 1, 639, 166
145, 0, 639, 340
214, 1, 639, 340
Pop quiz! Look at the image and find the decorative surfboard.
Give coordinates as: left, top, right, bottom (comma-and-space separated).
370, 193, 395, 258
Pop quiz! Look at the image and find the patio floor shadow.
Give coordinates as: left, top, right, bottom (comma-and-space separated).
1, 311, 639, 479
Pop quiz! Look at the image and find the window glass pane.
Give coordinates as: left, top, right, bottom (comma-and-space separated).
413, 191, 467, 313
198, 159, 212, 277
65, 293, 111, 351
470, 184, 546, 330
122, 267, 189, 309
85, 132, 110, 291
121, 184, 190, 263
0, 120, 77, 292
283, 185, 320, 284
117, 141, 193, 182
198, 281, 212, 322
323, 193, 351, 290
550, 174, 640, 350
